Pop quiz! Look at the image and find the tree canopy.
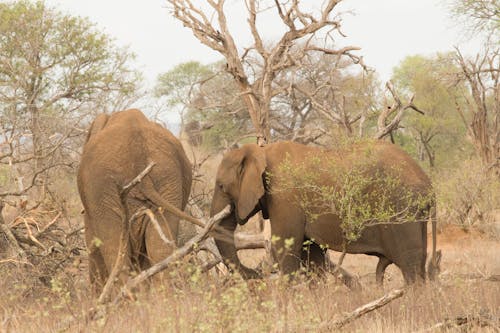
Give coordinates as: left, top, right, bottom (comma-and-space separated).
0, 1, 142, 203
391, 54, 467, 168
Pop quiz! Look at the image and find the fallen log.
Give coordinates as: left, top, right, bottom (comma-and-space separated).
316, 288, 406, 330
234, 232, 267, 250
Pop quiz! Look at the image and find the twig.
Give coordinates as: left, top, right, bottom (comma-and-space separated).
374, 81, 425, 140
0, 258, 33, 266
200, 257, 223, 273
144, 208, 175, 247
121, 162, 156, 196
22, 217, 46, 251
36, 211, 61, 236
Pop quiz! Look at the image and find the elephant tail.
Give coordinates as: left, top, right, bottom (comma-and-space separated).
427, 204, 441, 280
140, 185, 205, 230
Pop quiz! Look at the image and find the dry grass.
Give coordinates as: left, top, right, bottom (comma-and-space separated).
1, 225, 499, 333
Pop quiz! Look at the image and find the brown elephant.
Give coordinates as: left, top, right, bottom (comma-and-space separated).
77, 109, 193, 292
210, 140, 441, 284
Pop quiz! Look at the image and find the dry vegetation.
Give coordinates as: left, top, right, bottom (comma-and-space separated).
1, 144, 499, 332
0, 223, 498, 332
1, 1, 499, 332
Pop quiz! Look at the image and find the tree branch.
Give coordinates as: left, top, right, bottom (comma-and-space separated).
316, 288, 406, 330
375, 81, 425, 140
112, 204, 231, 305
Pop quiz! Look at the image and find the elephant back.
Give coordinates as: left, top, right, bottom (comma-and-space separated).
79, 109, 192, 210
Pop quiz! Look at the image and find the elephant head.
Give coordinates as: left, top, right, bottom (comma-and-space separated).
210, 144, 267, 278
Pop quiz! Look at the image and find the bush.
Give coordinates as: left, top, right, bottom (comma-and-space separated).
435, 158, 500, 233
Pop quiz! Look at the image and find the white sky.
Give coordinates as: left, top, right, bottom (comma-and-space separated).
44, 0, 481, 121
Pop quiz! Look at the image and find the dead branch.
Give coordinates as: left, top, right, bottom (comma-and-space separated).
186, 201, 224, 262
111, 204, 231, 306
306, 45, 369, 72
316, 288, 406, 330
121, 162, 156, 195
146, 208, 175, 247
453, 46, 499, 169
98, 161, 155, 304
374, 81, 425, 140
199, 257, 223, 273
0, 202, 28, 261
329, 242, 359, 290
35, 211, 61, 237
21, 217, 46, 251
234, 232, 267, 250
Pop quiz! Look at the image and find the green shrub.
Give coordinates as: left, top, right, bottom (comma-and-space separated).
272, 148, 432, 246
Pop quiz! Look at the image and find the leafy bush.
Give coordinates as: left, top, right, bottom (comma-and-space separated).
271, 147, 432, 246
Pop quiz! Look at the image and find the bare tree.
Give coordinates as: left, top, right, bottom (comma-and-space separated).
167, 0, 364, 145
278, 52, 377, 141
453, 46, 499, 173
448, 0, 500, 35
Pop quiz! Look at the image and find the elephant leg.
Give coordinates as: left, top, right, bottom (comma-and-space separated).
270, 219, 305, 276
301, 240, 327, 275
394, 251, 426, 285
376, 256, 392, 285
84, 212, 117, 294
87, 204, 136, 291
87, 246, 108, 294
300, 242, 362, 290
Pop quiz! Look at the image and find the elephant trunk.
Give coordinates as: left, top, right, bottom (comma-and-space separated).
210, 187, 260, 279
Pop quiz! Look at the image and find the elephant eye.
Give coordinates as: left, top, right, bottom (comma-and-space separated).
218, 183, 225, 193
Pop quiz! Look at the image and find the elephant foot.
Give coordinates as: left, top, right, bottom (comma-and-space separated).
376, 256, 392, 286
329, 265, 362, 291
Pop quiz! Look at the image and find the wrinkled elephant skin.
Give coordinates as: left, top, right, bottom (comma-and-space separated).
77, 109, 192, 292
210, 141, 440, 284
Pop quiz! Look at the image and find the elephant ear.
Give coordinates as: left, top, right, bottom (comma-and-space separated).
85, 113, 109, 143
237, 145, 267, 220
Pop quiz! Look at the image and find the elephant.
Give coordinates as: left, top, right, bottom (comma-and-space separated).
77, 109, 194, 292
210, 140, 441, 284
